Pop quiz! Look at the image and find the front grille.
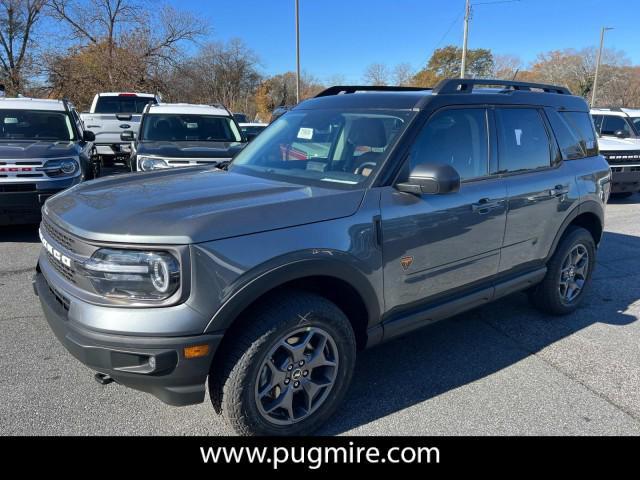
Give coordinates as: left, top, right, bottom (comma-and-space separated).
42, 217, 77, 253
47, 251, 76, 284
601, 151, 640, 164
48, 283, 70, 311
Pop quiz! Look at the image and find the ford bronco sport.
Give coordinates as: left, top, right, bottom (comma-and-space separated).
0, 97, 96, 225
123, 103, 247, 172
34, 79, 610, 435
591, 108, 640, 197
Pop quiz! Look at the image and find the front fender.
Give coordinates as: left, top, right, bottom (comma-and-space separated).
202, 251, 381, 334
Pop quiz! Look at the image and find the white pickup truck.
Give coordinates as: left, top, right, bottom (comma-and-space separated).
80, 92, 159, 167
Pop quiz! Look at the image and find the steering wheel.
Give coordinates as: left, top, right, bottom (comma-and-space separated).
354, 162, 378, 176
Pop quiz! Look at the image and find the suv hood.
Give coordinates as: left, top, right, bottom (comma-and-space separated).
44, 167, 365, 244
137, 141, 246, 159
0, 140, 79, 159
597, 136, 640, 151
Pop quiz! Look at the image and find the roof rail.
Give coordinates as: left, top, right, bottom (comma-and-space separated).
315, 85, 431, 97
433, 78, 572, 95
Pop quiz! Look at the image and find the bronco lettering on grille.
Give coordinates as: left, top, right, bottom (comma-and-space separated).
39, 230, 72, 268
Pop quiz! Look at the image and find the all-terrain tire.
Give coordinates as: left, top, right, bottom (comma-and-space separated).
210, 291, 357, 436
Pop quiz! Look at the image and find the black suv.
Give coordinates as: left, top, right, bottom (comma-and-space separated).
34, 79, 610, 435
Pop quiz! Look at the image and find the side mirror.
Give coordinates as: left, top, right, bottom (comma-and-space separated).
83, 130, 96, 142
614, 129, 630, 139
396, 163, 461, 195
120, 131, 135, 142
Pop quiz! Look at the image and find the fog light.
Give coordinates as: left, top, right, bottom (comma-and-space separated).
184, 344, 209, 359
148, 356, 156, 369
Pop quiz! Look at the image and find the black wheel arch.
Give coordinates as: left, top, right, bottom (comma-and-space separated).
546, 200, 604, 263
204, 256, 381, 349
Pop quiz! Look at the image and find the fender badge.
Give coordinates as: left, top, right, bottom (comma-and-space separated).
400, 256, 413, 270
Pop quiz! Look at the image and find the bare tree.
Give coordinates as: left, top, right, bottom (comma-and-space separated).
392, 63, 414, 86
492, 54, 522, 80
48, 0, 206, 89
363, 63, 390, 86
0, 0, 47, 95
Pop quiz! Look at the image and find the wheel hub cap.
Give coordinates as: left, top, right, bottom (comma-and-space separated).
254, 327, 339, 425
558, 244, 589, 304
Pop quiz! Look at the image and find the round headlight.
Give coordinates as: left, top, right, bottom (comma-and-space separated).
139, 157, 169, 171
151, 257, 170, 292
60, 159, 77, 174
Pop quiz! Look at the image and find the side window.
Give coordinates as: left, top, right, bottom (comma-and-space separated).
601, 115, 632, 136
561, 112, 598, 157
546, 109, 584, 160
409, 108, 489, 181
496, 108, 551, 173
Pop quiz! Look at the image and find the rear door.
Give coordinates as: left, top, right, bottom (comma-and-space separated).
380, 107, 507, 313
496, 107, 577, 273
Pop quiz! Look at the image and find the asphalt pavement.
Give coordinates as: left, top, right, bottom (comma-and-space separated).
1, 196, 640, 435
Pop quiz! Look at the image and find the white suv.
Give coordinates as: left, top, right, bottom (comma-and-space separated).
123, 103, 247, 172
591, 108, 640, 197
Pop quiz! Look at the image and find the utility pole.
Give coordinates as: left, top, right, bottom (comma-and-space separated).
460, 0, 471, 78
591, 26, 613, 107
295, 0, 301, 104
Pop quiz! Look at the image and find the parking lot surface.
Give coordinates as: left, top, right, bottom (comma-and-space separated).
1, 197, 640, 435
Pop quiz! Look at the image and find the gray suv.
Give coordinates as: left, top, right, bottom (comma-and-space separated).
34, 79, 610, 436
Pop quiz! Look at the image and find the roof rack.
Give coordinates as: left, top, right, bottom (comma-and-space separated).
315, 85, 431, 97
433, 79, 572, 95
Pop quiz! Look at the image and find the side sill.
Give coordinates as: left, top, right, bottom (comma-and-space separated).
375, 267, 546, 346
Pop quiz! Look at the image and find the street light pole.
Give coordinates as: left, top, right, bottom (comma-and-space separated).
295, 0, 301, 104
591, 26, 613, 107
461, 0, 471, 78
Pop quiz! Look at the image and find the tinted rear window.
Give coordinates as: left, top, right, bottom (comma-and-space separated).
94, 96, 156, 114
546, 110, 584, 160
562, 112, 598, 157
496, 108, 551, 173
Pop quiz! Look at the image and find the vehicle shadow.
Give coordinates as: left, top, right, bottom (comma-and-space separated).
320, 230, 639, 435
608, 192, 639, 204
0, 225, 40, 243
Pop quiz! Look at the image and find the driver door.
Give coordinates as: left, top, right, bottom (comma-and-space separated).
380, 107, 507, 314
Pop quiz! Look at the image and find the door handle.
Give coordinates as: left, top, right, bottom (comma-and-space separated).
549, 185, 569, 197
472, 198, 501, 214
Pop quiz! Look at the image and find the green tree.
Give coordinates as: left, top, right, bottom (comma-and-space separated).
412, 45, 494, 86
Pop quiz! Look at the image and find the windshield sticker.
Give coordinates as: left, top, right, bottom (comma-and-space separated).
186, 123, 198, 129
4, 117, 18, 124
297, 127, 314, 140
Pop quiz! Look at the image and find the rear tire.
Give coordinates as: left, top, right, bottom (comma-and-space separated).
529, 226, 595, 316
211, 291, 357, 436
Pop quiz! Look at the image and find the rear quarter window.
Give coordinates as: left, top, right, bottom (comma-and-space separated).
561, 112, 598, 157
546, 109, 584, 160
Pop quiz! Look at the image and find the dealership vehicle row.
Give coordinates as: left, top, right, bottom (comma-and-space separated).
1, 80, 640, 436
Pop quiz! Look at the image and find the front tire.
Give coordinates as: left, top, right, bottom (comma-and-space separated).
211, 291, 357, 436
530, 226, 595, 315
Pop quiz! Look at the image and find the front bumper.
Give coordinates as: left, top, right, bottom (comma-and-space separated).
609, 166, 640, 193
0, 177, 79, 225
33, 270, 223, 406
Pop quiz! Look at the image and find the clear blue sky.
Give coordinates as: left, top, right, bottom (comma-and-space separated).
169, 0, 640, 83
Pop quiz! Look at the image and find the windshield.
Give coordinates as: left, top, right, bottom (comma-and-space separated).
632, 117, 640, 133
230, 109, 414, 187
0, 109, 75, 141
94, 96, 155, 114
141, 114, 242, 142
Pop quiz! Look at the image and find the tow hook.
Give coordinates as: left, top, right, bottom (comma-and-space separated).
94, 372, 114, 385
